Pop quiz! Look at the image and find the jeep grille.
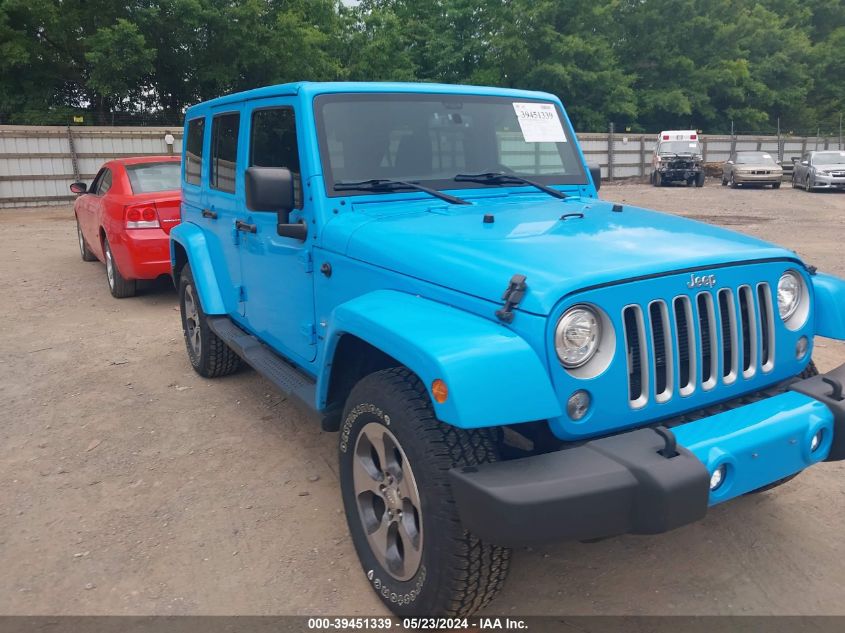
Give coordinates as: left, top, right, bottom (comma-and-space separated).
623, 283, 775, 408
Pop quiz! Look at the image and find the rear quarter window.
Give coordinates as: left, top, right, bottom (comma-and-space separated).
127, 162, 181, 194
185, 117, 205, 185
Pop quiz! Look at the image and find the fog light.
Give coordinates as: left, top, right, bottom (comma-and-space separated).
796, 336, 808, 359
811, 430, 824, 452
710, 464, 727, 491
566, 390, 591, 421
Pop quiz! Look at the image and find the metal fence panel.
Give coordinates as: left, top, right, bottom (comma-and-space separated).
0, 125, 841, 207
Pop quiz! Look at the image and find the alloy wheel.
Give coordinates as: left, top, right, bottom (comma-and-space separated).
104, 243, 114, 289
352, 422, 423, 582
77, 224, 85, 258
183, 284, 202, 357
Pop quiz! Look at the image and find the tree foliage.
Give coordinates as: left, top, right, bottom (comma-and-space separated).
0, 0, 841, 132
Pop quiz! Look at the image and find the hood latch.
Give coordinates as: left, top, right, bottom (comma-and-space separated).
496, 274, 527, 323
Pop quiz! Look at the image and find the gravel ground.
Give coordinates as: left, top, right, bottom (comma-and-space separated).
1, 180, 844, 616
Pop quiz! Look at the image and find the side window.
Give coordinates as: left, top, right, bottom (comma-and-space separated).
249, 107, 302, 208
210, 113, 240, 193
97, 169, 112, 195
185, 117, 205, 186
88, 168, 106, 194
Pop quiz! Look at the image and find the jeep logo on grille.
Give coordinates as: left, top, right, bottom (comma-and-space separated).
687, 273, 717, 288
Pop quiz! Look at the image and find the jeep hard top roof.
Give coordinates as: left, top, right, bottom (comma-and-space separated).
184, 81, 561, 118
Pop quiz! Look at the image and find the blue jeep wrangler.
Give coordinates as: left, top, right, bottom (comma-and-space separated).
171, 82, 845, 617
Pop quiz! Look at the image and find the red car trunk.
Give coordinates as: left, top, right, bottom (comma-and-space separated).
152, 196, 181, 234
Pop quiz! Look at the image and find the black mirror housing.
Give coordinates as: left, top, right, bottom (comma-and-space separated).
70, 182, 87, 194
589, 165, 601, 192
245, 166, 295, 214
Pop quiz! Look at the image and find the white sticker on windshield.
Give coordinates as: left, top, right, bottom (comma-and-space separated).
513, 103, 567, 143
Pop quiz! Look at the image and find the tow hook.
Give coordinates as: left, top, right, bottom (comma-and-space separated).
655, 425, 679, 458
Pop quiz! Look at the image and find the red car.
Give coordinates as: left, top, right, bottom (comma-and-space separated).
71, 156, 181, 298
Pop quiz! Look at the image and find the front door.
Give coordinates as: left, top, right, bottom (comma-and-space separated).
237, 98, 316, 364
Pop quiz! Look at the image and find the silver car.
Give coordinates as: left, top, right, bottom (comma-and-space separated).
721, 151, 783, 188
791, 150, 845, 191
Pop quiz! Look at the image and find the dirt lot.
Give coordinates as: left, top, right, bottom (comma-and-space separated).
1, 181, 845, 616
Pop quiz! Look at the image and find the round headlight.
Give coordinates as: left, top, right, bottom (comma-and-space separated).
777, 271, 802, 321
555, 305, 601, 368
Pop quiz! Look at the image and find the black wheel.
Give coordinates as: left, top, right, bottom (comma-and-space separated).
747, 361, 818, 495
695, 172, 705, 187
805, 175, 813, 191
339, 368, 510, 617
103, 237, 136, 298
791, 173, 798, 188
179, 263, 241, 378
76, 218, 97, 262
773, 182, 781, 189
721, 174, 728, 186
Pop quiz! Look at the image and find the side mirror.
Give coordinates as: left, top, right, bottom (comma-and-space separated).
244, 166, 306, 241
802, 160, 809, 166
70, 182, 87, 194
589, 165, 601, 192
791, 157, 799, 164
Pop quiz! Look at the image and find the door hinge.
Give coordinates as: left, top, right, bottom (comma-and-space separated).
300, 322, 316, 345
298, 249, 313, 273
495, 274, 527, 323
237, 285, 246, 302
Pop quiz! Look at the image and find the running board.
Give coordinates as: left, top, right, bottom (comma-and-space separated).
207, 316, 317, 408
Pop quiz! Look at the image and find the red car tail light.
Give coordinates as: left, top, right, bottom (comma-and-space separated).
125, 204, 160, 229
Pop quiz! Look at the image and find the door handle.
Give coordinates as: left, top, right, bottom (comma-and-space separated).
202, 209, 218, 219
235, 220, 257, 234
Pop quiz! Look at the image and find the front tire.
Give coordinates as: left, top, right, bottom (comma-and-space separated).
103, 237, 136, 298
695, 172, 705, 187
773, 182, 781, 189
179, 264, 241, 378
339, 368, 510, 617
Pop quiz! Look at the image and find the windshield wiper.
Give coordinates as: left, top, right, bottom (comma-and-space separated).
333, 179, 470, 205
452, 172, 568, 200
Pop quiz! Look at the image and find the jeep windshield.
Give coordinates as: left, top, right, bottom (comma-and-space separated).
314, 93, 588, 197
659, 141, 701, 156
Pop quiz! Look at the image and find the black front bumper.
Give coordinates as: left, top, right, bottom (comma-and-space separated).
449, 428, 709, 547
659, 167, 701, 181
450, 363, 845, 547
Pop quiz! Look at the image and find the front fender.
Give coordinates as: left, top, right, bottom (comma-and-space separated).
169, 222, 226, 314
813, 272, 845, 339
321, 290, 561, 428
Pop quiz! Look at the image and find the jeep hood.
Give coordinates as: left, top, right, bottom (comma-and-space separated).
327, 194, 800, 315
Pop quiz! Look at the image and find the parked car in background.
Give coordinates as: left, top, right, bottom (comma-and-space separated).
650, 130, 705, 187
721, 151, 783, 188
791, 150, 845, 191
71, 157, 181, 298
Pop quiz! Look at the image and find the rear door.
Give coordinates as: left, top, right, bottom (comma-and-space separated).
237, 98, 316, 364
206, 107, 246, 316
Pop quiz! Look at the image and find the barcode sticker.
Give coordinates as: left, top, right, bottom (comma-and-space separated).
513, 102, 567, 143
